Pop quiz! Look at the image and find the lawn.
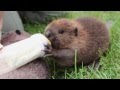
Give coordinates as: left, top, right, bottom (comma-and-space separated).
24, 11, 120, 79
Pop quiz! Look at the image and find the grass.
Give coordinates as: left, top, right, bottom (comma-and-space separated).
74, 49, 78, 78
24, 11, 120, 79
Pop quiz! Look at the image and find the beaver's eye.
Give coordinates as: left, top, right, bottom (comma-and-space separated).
15, 30, 21, 35
58, 30, 64, 34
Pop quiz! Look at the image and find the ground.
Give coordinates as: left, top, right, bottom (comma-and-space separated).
24, 11, 120, 79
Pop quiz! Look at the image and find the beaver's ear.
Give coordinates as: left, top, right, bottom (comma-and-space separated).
74, 28, 78, 36
15, 30, 21, 35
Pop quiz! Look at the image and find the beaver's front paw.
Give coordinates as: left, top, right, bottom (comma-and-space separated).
51, 50, 59, 57
44, 44, 52, 54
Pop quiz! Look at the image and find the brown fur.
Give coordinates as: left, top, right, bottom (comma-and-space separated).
0, 30, 50, 79
45, 17, 110, 67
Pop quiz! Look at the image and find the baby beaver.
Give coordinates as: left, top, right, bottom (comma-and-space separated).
45, 17, 110, 67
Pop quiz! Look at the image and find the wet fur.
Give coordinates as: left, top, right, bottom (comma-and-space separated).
0, 30, 50, 79
45, 17, 110, 67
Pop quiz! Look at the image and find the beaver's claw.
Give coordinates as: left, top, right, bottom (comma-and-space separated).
44, 44, 52, 54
